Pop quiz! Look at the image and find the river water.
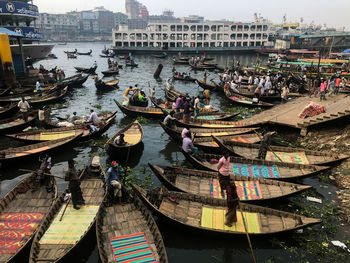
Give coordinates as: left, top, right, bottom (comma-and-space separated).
0, 42, 347, 263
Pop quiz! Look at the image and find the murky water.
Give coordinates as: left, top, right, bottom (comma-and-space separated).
0, 42, 347, 263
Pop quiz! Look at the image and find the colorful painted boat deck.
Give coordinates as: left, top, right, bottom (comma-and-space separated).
110, 232, 157, 263
265, 151, 309, 164
231, 164, 279, 178
229, 96, 253, 104
201, 207, 261, 233
210, 179, 263, 200
209, 135, 257, 147
0, 212, 44, 254
39, 205, 99, 245
40, 131, 76, 140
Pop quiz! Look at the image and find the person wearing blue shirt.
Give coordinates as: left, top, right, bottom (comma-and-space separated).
36, 79, 42, 96
106, 161, 123, 203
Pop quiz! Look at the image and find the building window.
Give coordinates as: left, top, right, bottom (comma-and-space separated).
230, 42, 235, 47
204, 25, 209, 31
197, 42, 202, 47
230, 34, 236, 40
211, 33, 216, 40
163, 33, 168, 40
256, 41, 261, 46
243, 33, 249, 40
244, 25, 249, 31
224, 34, 229, 40
190, 25, 196, 31
191, 33, 196, 40
263, 25, 268, 31
130, 42, 135, 47
204, 42, 209, 47
115, 41, 122, 47
177, 25, 182, 31
250, 34, 255, 40
177, 42, 182, 47
210, 42, 216, 47
170, 42, 176, 47
183, 25, 189, 31
223, 42, 229, 47
204, 34, 209, 41
243, 42, 248, 47
237, 25, 243, 31
250, 25, 256, 31
170, 25, 175, 31
211, 25, 217, 31
218, 25, 223, 32
163, 25, 168, 31
250, 42, 254, 47
197, 25, 203, 31
236, 41, 242, 47
231, 25, 236, 31
263, 33, 268, 39
143, 42, 148, 47
123, 42, 129, 47
170, 33, 175, 40
183, 34, 188, 40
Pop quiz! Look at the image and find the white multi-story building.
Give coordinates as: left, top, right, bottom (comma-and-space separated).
112, 20, 271, 53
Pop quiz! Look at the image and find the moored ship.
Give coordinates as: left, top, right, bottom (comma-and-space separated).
0, 0, 54, 59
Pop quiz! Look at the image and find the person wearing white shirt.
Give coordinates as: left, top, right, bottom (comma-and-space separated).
194, 97, 200, 118
237, 75, 242, 89
18, 97, 30, 121
87, 109, 101, 124
248, 75, 253, 85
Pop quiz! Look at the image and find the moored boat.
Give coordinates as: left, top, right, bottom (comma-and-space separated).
0, 174, 57, 262
212, 137, 349, 166
96, 185, 168, 263
173, 73, 197, 82
132, 184, 321, 236
101, 67, 119, 77
105, 120, 144, 160
173, 117, 254, 129
114, 99, 164, 118
181, 151, 329, 181
6, 112, 116, 143
149, 164, 312, 203
0, 134, 82, 166
159, 121, 258, 141
95, 78, 119, 91
76, 49, 92, 55
0, 111, 37, 134
0, 103, 18, 119
196, 79, 221, 91
29, 157, 105, 263
225, 90, 274, 108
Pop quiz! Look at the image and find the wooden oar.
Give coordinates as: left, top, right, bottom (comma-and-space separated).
238, 202, 257, 263
60, 195, 71, 221
19, 168, 65, 180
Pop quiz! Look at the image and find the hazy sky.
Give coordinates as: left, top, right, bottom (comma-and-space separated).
35, 0, 349, 29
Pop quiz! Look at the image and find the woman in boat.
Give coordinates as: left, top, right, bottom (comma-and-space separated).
106, 161, 124, 204
65, 159, 85, 210
217, 151, 231, 198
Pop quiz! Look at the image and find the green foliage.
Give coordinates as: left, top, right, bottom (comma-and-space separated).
120, 166, 153, 190
136, 116, 151, 124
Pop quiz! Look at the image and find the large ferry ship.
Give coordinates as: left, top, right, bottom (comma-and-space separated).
112, 18, 272, 53
0, 0, 53, 59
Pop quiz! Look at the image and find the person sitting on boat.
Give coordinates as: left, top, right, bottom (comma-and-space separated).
35, 154, 53, 192
254, 86, 262, 102
106, 161, 124, 204
18, 97, 30, 122
123, 86, 138, 105
86, 124, 99, 134
264, 80, 272, 95
114, 134, 127, 146
182, 131, 196, 155
149, 87, 155, 98
203, 89, 211, 105
69, 112, 80, 123
258, 131, 274, 160
138, 92, 145, 102
35, 79, 42, 96
164, 110, 176, 128
185, 72, 191, 80
87, 109, 101, 124
65, 159, 85, 210
230, 81, 239, 94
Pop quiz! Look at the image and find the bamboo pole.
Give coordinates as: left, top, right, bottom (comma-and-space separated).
19, 169, 65, 180
252, 130, 283, 162
59, 196, 71, 221
238, 202, 257, 263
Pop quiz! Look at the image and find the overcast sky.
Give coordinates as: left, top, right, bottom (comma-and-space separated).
35, 0, 349, 29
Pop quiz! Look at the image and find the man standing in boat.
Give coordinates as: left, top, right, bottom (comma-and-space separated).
87, 109, 101, 124
66, 160, 85, 210
18, 96, 30, 122
106, 161, 124, 204
258, 131, 274, 160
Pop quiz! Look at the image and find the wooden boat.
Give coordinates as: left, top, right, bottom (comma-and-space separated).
190, 63, 217, 71
225, 90, 274, 108
29, 87, 68, 107
151, 97, 219, 113
151, 52, 168, 58
76, 49, 92, 55
159, 121, 258, 142
105, 120, 144, 159
64, 49, 77, 54
58, 74, 89, 88
161, 107, 238, 121
182, 151, 329, 181
173, 74, 197, 82
212, 137, 349, 166
29, 157, 105, 263
101, 67, 119, 76
0, 134, 82, 166
0, 103, 18, 119
0, 111, 37, 134
164, 82, 186, 101
118, 55, 127, 59
129, 91, 148, 107
67, 54, 77, 59
114, 99, 164, 118
100, 54, 114, 58
43, 110, 117, 129
95, 78, 119, 90
193, 133, 261, 153
96, 184, 168, 263
174, 117, 254, 129
125, 60, 138, 67
132, 184, 321, 236
172, 58, 189, 64
196, 79, 221, 91
149, 164, 312, 203
0, 174, 57, 262
6, 112, 116, 143
74, 65, 97, 74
